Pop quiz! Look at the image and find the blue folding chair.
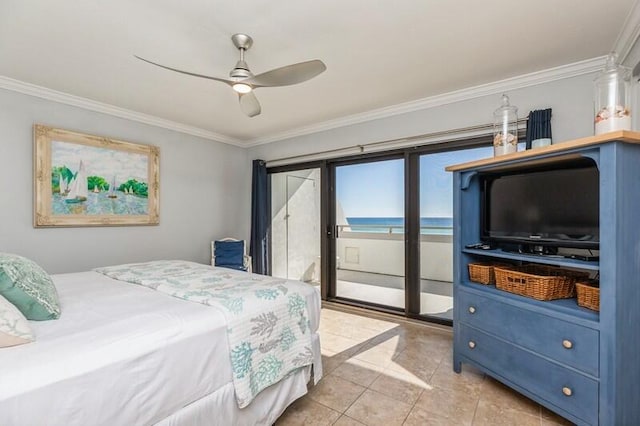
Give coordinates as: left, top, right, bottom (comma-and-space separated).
211, 238, 252, 272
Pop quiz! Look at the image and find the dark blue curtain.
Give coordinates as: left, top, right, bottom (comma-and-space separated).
526, 108, 552, 149
250, 159, 270, 275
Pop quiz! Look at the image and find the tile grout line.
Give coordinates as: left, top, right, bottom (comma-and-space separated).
327, 318, 466, 424
402, 387, 425, 425
470, 395, 482, 425
338, 385, 368, 422
401, 348, 461, 424
308, 395, 350, 422
413, 348, 445, 423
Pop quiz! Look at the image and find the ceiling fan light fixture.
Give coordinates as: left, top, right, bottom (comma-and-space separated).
232, 82, 252, 94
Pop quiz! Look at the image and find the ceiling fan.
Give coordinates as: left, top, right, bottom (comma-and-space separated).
135, 33, 326, 118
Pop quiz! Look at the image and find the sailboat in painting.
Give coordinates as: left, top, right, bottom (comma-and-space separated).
58, 172, 68, 194
65, 160, 88, 204
107, 176, 118, 199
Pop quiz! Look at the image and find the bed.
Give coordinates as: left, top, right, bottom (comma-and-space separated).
0, 261, 322, 426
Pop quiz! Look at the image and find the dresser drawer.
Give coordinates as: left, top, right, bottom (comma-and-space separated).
458, 288, 599, 376
459, 323, 598, 423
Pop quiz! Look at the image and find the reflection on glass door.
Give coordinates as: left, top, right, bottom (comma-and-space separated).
271, 169, 321, 285
334, 159, 405, 309
418, 146, 493, 320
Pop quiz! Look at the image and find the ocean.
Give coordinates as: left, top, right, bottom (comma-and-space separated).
345, 217, 453, 235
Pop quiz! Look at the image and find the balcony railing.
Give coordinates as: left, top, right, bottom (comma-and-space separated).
336, 224, 453, 282
337, 224, 453, 237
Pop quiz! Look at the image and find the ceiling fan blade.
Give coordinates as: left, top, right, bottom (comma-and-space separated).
239, 91, 261, 117
244, 60, 326, 87
134, 55, 233, 85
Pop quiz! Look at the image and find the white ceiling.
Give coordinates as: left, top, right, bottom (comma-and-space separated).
0, 0, 636, 145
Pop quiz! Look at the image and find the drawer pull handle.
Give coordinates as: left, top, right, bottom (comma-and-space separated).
468, 306, 476, 314
562, 340, 573, 349
562, 387, 573, 397
468, 341, 476, 349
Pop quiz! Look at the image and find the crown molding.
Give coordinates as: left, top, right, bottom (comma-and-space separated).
245, 56, 607, 147
0, 75, 243, 146
613, 0, 640, 62
0, 56, 609, 149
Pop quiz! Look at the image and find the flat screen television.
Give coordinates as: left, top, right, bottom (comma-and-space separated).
481, 161, 599, 249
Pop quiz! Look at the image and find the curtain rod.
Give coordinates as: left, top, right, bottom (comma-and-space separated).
265, 117, 529, 166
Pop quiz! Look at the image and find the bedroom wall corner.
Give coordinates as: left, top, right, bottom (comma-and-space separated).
0, 88, 251, 274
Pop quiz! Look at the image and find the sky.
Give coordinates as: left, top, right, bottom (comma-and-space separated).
52, 141, 148, 183
336, 145, 493, 218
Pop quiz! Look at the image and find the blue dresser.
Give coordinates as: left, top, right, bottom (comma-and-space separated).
447, 132, 640, 425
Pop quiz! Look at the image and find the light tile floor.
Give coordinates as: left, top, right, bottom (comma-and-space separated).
277, 305, 574, 426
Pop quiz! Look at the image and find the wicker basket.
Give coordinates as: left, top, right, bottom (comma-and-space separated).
493, 265, 589, 301
576, 280, 600, 311
468, 262, 507, 285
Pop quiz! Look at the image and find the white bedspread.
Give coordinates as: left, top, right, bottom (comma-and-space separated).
95, 260, 316, 408
0, 270, 321, 426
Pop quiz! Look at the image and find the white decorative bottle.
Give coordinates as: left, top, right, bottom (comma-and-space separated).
493, 94, 518, 156
594, 52, 631, 135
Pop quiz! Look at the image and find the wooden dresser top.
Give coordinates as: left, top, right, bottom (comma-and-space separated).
446, 130, 640, 172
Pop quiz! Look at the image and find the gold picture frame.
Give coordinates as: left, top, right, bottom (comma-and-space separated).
34, 124, 159, 227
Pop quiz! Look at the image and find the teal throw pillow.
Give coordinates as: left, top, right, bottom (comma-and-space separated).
0, 253, 61, 320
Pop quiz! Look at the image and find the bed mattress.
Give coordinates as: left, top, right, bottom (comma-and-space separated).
0, 270, 321, 425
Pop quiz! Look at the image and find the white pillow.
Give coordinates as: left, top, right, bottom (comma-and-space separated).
0, 293, 34, 347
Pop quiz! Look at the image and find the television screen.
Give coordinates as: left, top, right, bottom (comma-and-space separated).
481, 163, 599, 248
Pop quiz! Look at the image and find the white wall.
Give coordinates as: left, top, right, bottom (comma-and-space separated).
271, 169, 321, 282
0, 88, 250, 274
248, 73, 597, 162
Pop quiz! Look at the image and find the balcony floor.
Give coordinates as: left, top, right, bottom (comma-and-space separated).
336, 269, 453, 320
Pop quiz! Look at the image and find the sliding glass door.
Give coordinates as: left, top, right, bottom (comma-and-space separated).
332, 158, 405, 309
266, 137, 505, 325
325, 144, 500, 322
417, 146, 493, 320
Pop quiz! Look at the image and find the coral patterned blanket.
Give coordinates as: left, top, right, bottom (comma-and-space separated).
95, 260, 314, 408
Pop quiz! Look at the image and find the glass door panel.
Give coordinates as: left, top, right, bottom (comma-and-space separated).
418, 146, 493, 319
334, 159, 405, 309
271, 168, 321, 285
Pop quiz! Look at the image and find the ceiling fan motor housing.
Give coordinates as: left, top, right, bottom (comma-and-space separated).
230, 60, 252, 79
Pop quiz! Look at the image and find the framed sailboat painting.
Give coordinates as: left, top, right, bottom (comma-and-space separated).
33, 125, 159, 227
